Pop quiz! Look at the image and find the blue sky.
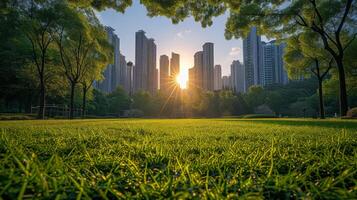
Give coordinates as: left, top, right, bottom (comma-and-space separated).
97, 1, 243, 76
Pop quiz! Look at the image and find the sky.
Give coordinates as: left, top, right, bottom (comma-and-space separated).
97, 1, 243, 77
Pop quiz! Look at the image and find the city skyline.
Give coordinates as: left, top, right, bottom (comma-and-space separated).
96, 26, 289, 95
96, 1, 246, 77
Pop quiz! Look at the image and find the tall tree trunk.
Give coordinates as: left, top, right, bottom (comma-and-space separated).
314, 60, 325, 119
69, 82, 76, 119
38, 78, 45, 119
336, 58, 348, 116
82, 86, 87, 118
25, 88, 33, 113
317, 78, 325, 119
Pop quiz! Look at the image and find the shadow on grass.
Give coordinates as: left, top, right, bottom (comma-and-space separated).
221, 119, 357, 130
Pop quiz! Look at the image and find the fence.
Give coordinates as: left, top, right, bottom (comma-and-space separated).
31, 104, 83, 118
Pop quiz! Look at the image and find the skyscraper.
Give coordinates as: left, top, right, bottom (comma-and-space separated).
105, 27, 121, 91
170, 52, 180, 77
119, 53, 127, 88
277, 43, 289, 85
222, 76, 231, 90
262, 41, 275, 86
160, 55, 169, 91
243, 27, 263, 91
134, 30, 148, 92
231, 60, 245, 93
96, 26, 124, 93
194, 51, 204, 89
155, 68, 159, 92
261, 40, 289, 86
97, 65, 112, 93
213, 65, 222, 91
126, 62, 134, 95
147, 38, 157, 94
134, 30, 158, 94
203, 42, 214, 91
188, 67, 196, 90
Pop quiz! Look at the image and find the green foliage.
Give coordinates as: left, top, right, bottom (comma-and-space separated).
197, 92, 221, 117
132, 91, 157, 116
0, 7, 34, 112
289, 101, 316, 118
54, 3, 112, 118
218, 90, 235, 112
81, 80, 336, 118
265, 91, 283, 114
231, 93, 250, 115
0, 0, 112, 116
107, 87, 131, 115
284, 31, 332, 80
187, 90, 249, 117
324, 74, 357, 108
0, 119, 356, 198
130, 89, 185, 118
68, 0, 132, 12
245, 85, 266, 108
89, 89, 109, 115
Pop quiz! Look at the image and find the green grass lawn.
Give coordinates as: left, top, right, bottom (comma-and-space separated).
0, 119, 356, 199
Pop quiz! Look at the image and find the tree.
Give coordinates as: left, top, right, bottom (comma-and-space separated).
0, 3, 34, 112
107, 87, 131, 116
219, 90, 235, 115
80, 68, 101, 118
203, 92, 221, 117
265, 91, 284, 116
244, 85, 266, 109
56, 6, 112, 119
284, 32, 333, 118
132, 91, 154, 116
90, 89, 109, 116
20, 1, 62, 119
80, 70, 98, 118
281, 0, 356, 116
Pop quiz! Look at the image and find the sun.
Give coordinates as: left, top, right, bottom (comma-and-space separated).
176, 73, 188, 89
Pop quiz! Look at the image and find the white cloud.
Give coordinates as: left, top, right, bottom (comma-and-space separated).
176, 29, 192, 38
229, 47, 241, 56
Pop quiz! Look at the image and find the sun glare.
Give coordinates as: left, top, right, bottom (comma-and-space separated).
176, 73, 188, 89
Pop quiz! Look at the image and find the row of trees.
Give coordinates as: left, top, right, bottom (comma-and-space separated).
82, 78, 356, 118
1, 0, 112, 119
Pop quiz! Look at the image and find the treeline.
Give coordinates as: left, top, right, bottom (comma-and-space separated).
0, 0, 112, 119
70, 78, 356, 118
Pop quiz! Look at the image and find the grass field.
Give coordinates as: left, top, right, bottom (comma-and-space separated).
0, 119, 356, 199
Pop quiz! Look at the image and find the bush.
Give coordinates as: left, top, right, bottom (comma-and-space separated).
346, 107, 357, 118
254, 104, 274, 115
